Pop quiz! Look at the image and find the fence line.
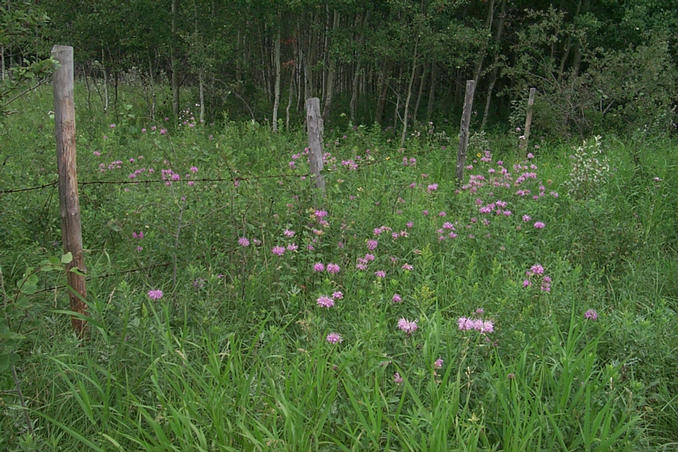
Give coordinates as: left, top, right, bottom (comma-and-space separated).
1, 154, 397, 195
1, 171, 312, 195
0, 181, 59, 194
32, 261, 172, 294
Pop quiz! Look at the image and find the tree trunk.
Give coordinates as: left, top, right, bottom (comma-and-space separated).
426, 63, 436, 122
350, 62, 360, 123
413, 63, 428, 124
400, 38, 420, 148
375, 69, 388, 125
101, 47, 109, 113
148, 52, 156, 120
285, 68, 294, 130
171, 0, 179, 118
1, 46, 4, 81
272, 22, 281, 132
193, 1, 205, 123
472, 0, 495, 93
322, 10, 339, 122
481, 0, 506, 130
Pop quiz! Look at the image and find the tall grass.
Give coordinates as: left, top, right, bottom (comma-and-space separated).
1, 84, 676, 450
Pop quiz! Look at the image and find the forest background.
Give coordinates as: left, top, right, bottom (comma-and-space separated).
2, 0, 677, 138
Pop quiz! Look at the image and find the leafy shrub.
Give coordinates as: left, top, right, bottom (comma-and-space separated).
564, 136, 609, 199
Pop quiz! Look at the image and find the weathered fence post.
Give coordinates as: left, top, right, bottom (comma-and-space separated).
52, 45, 87, 337
520, 87, 536, 153
456, 80, 476, 186
305, 97, 326, 195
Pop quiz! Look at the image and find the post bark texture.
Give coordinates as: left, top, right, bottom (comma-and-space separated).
52, 45, 87, 337
456, 80, 476, 185
521, 87, 536, 153
305, 97, 326, 194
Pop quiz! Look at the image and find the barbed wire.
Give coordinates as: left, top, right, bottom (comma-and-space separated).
31, 261, 172, 294
0, 180, 58, 194
0, 171, 313, 195
0, 152, 400, 195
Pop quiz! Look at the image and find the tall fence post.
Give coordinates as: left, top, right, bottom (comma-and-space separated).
305, 97, 326, 195
52, 45, 87, 337
520, 87, 536, 154
456, 80, 476, 186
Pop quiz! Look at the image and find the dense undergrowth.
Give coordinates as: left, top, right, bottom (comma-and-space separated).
1, 85, 677, 450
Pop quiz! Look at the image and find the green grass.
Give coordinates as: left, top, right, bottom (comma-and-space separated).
1, 84, 677, 450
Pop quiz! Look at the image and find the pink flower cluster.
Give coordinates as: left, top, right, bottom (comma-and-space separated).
313, 262, 341, 274
326, 332, 343, 343
523, 264, 552, 292
147, 289, 163, 300
397, 318, 418, 334
457, 317, 494, 333
316, 295, 334, 308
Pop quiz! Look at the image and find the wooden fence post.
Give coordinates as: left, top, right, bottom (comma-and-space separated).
52, 45, 87, 337
305, 97, 326, 195
456, 80, 476, 186
520, 87, 536, 153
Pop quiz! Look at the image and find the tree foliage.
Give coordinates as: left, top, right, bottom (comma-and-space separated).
2, 0, 676, 135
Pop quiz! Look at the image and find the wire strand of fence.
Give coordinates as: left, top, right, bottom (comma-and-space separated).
1, 151, 399, 196
32, 261, 172, 294
0, 181, 58, 194
0, 171, 313, 195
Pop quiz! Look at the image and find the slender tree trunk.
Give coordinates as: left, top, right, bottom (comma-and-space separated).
349, 12, 366, 123
350, 62, 360, 123
413, 63, 428, 124
285, 68, 294, 130
322, 10, 339, 122
193, 1, 205, 123
393, 67, 403, 131
481, 0, 506, 130
272, 21, 281, 132
321, 5, 330, 102
1, 46, 4, 81
236, 31, 242, 82
148, 52, 156, 120
400, 38, 419, 147
113, 70, 119, 115
199, 72, 205, 123
101, 47, 109, 113
472, 0, 495, 94
375, 69, 388, 124
171, 0, 179, 118
426, 63, 436, 122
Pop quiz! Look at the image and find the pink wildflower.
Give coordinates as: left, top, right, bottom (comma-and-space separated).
317, 295, 335, 308
272, 246, 285, 256
147, 289, 163, 300
393, 372, 403, 384
238, 237, 250, 247
332, 291, 343, 300
434, 358, 443, 369
534, 221, 545, 229
585, 309, 598, 320
313, 262, 325, 272
326, 263, 341, 274
397, 318, 418, 334
392, 293, 402, 303
326, 332, 343, 343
